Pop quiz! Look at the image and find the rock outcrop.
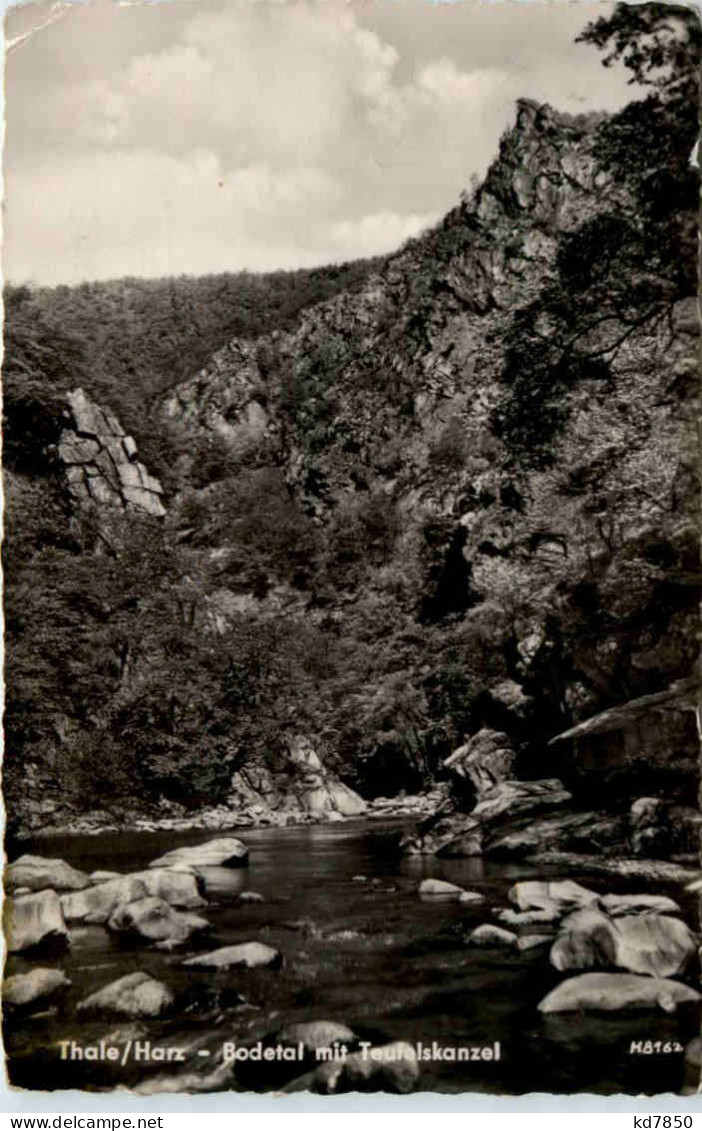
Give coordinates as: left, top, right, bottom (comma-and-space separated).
401, 779, 576, 857
443, 729, 516, 799
228, 738, 366, 821
60, 389, 165, 518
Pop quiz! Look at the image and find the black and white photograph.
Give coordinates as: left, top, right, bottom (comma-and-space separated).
2, 0, 701, 1099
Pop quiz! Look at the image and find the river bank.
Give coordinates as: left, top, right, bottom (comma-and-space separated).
12, 790, 447, 842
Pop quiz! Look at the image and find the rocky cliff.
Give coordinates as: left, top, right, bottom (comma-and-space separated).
162, 95, 698, 785
60, 389, 166, 519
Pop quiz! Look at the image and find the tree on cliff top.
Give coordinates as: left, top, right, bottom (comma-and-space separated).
577, 2, 700, 98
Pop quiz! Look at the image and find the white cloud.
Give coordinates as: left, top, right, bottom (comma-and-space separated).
4, 0, 638, 284
4, 148, 344, 283
329, 211, 435, 258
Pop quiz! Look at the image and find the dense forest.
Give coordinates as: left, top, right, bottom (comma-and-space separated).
3, 3, 699, 835
3, 258, 381, 489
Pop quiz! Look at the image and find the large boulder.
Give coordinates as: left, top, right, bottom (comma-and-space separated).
509, 880, 599, 916
107, 897, 210, 949
550, 908, 617, 972
140, 870, 207, 908
3, 968, 70, 1011
401, 779, 573, 859
443, 729, 516, 798
5, 890, 69, 954
7, 855, 90, 893
183, 942, 282, 970
550, 909, 697, 978
61, 870, 205, 923
148, 838, 249, 870
608, 914, 698, 978
77, 972, 174, 1019
539, 973, 701, 1014
61, 876, 149, 923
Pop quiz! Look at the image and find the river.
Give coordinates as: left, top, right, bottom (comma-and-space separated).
5, 820, 699, 1095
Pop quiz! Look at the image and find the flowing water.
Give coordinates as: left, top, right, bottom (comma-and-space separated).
5, 820, 699, 1095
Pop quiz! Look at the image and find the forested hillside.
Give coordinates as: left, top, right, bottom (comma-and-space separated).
3, 259, 380, 490
4, 3, 699, 838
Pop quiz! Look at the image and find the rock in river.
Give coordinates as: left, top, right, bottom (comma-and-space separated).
550, 909, 697, 978
61, 870, 205, 923
5, 890, 69, 954
3, 968, 71, 1011
539, 973, 701, 1014
108, 896, 210, 949
77, 972, 174, 1019
468, 924, 518, 947
148, 837, 248, 870
183, 942, 282, 969
550, 908, 617, 972
418, 879, 465, 900
509, 880, 598, 916
7, 855, 90, 893
62, 876, 149, 923
609, 914, 697, 979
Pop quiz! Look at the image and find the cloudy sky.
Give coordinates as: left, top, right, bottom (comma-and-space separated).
4, 0, 637, 285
